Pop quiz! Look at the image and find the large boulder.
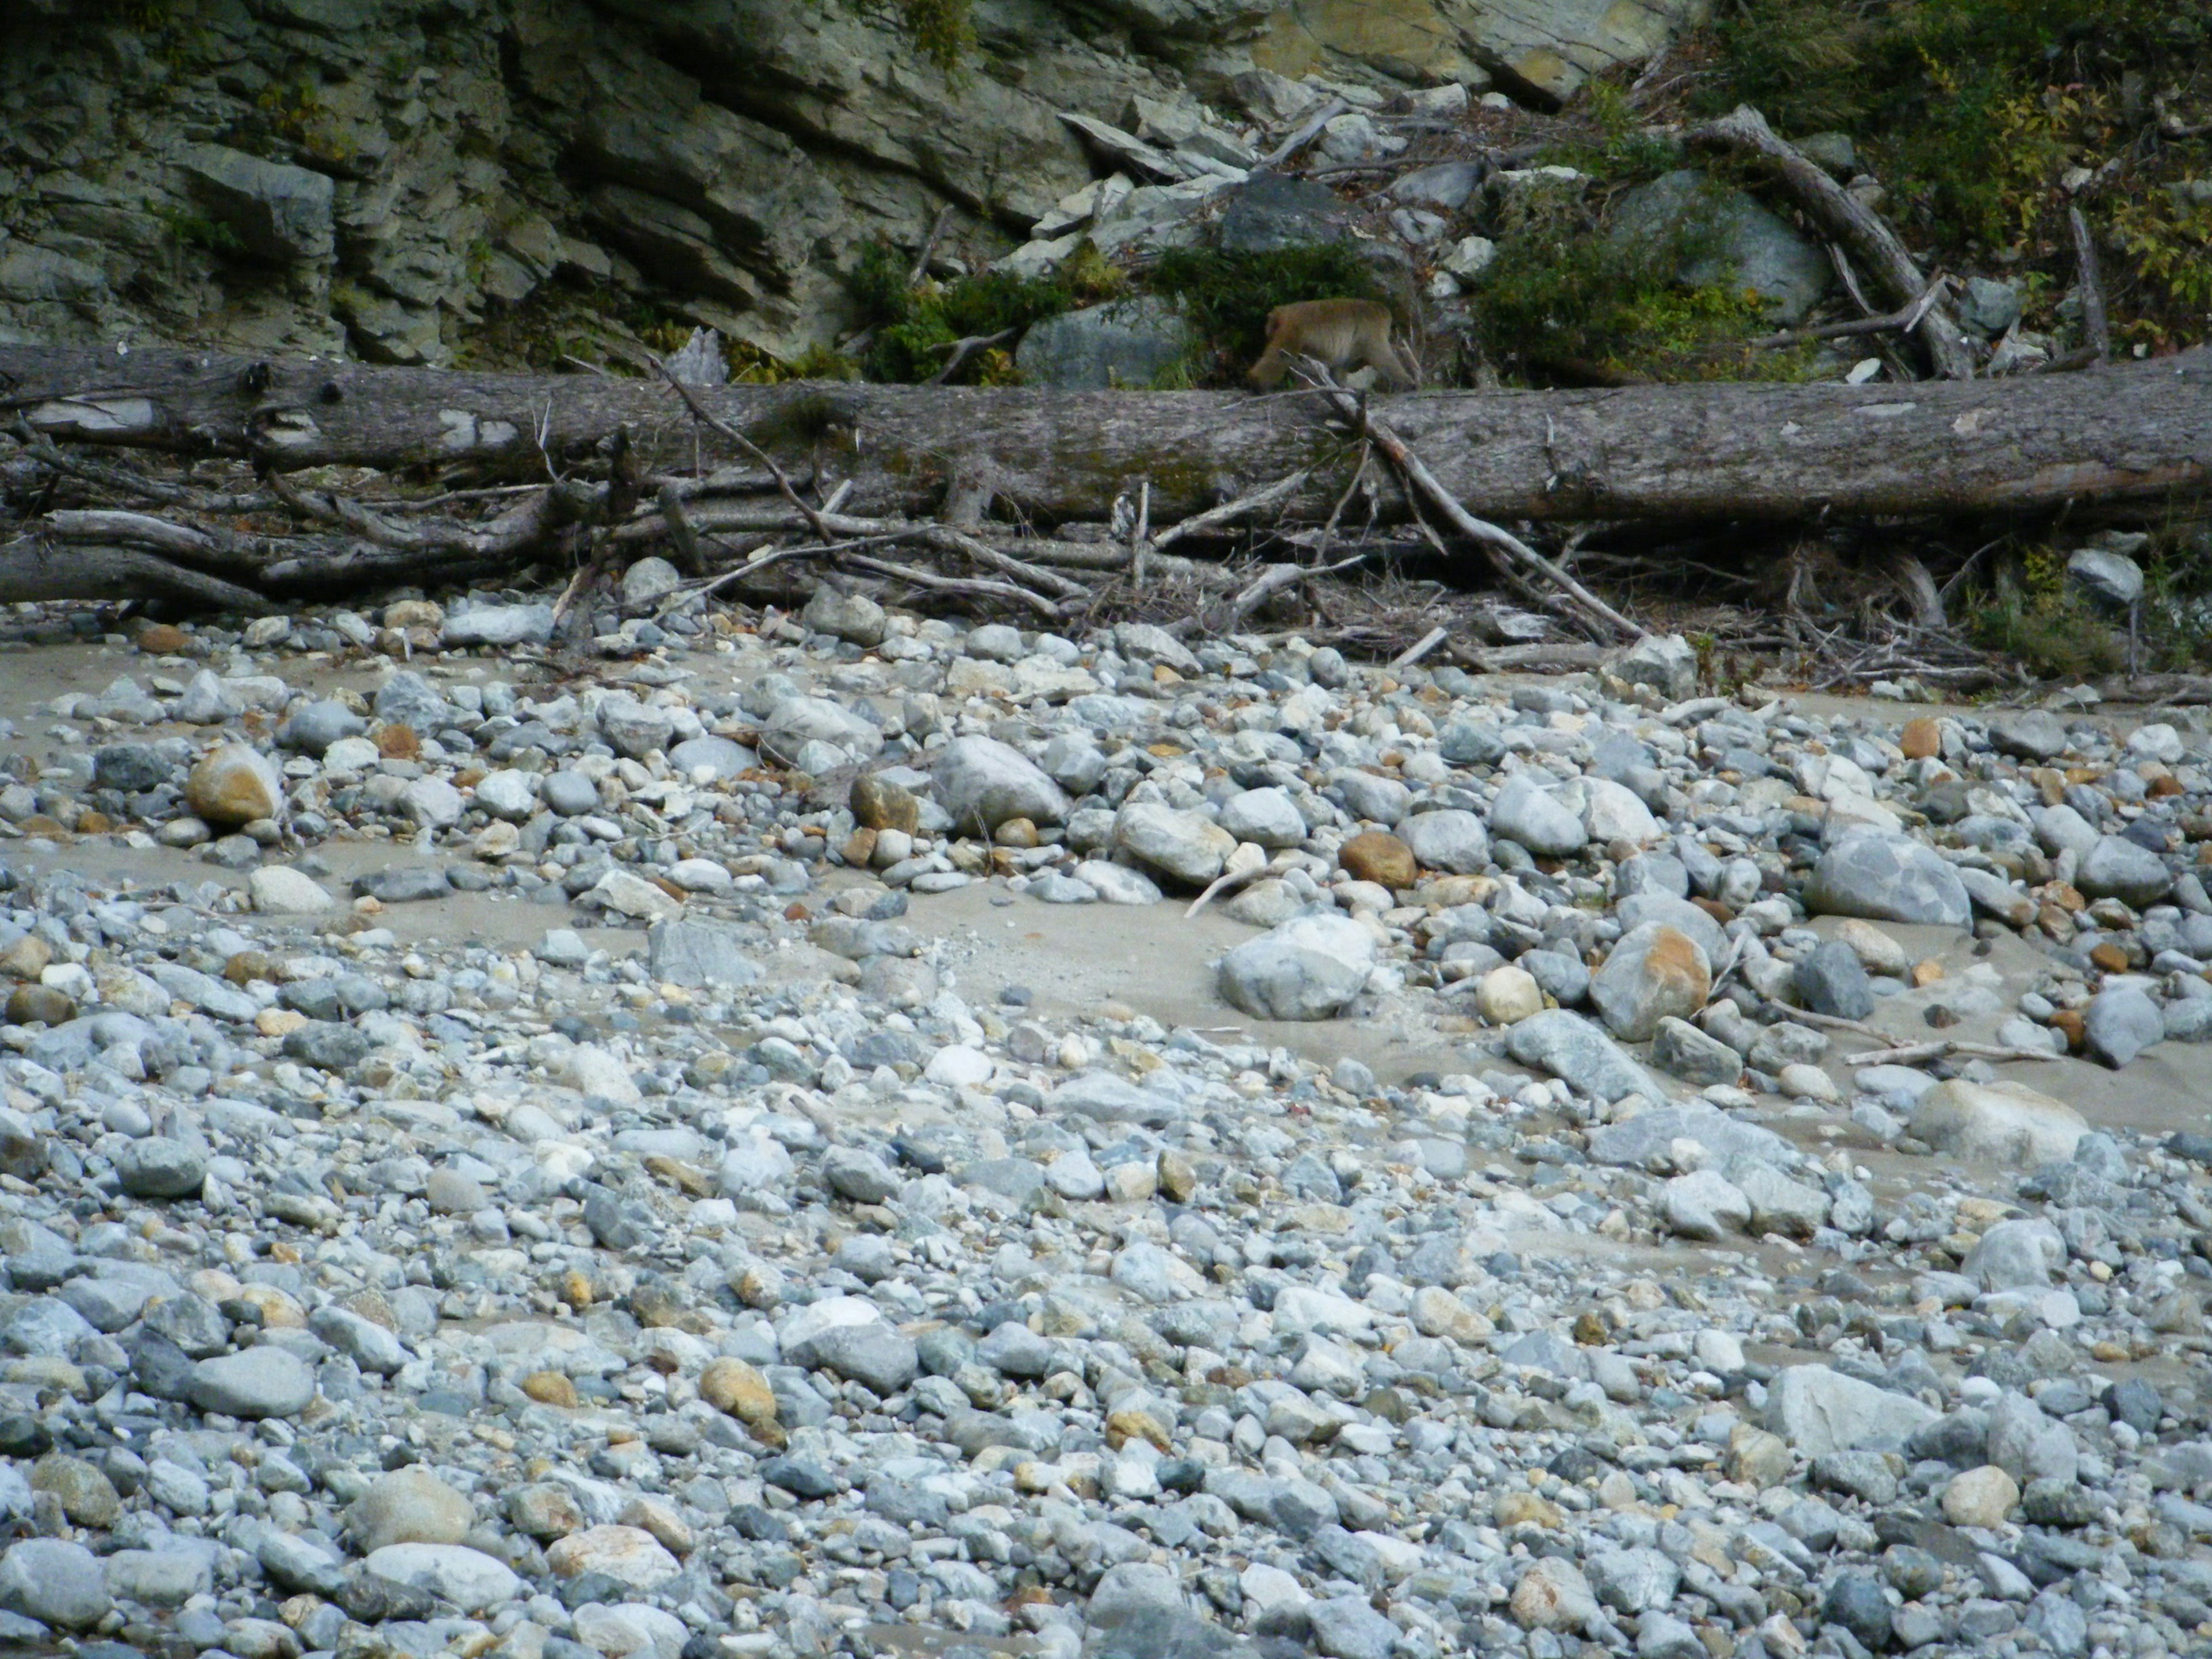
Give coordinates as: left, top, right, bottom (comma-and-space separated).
1217, 914, 1376, 1021
178, 144, 334, 263
1015, 297, 1194, 390
1588, 922, 1709, 1041
1766, 1363, 1937, 1456
1908, 1079, 2086, 1166
933, 736, 1069, 831
1609, 169, 1830, 323
1804, 830, 1971, 927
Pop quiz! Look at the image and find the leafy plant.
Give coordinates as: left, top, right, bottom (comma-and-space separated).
844, 240, 1096, 383
157, 206, 243, 256
889, 0, 974, 74
2108, 193, 2212, 323
1145, 244, 1387, 382
1467, 177, 1803, 382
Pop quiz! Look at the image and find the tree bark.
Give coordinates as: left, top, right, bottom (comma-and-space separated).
4, 344, 2209, 532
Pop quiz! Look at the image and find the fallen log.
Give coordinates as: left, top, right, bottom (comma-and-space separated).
3, 346, 2207, 531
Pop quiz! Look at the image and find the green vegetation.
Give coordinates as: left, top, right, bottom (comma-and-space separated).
157, 206, 242, 257
1468, 175, 1807, 384
1145, 244, 1385, 383
1701, 0, 2212, 335
843, 239, 1120, 385
887, 0, 974, 75
1964, 534, 2212, 677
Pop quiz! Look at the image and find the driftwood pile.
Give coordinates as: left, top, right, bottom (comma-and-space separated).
0, 108, 2206, 681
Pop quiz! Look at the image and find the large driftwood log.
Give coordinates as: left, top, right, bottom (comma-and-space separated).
4, 346, 2209, 530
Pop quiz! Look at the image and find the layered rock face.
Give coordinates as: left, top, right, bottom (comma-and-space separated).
0, 0, 1691, 364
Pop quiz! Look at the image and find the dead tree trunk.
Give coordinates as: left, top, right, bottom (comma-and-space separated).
1, 344, 2207, 615
4, 344, 2207, 525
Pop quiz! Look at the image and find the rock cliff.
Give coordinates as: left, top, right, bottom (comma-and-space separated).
0, 0, 1695, 366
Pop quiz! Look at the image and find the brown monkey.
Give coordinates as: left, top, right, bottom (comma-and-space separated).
1246, 298, 1418, 391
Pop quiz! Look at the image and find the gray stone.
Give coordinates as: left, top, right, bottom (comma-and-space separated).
1116, 802, 1236, 885
347, 1468, 475, 1553
94, 742, 177, 793
1389, 160, 1481, 211
1218, 787, 1307, 849
801, 585, 887, 646
1960, 1218, 2063, 1291
758, 696, 882, 768
1804, 829, 1972, 926
1217, 914, 1374, 1021
1088, 1560, 1189, 1625
1988, 709, 2068, 761
0, 1538, 108, 1628
1400, 809, 1490, 873
806, 1322, 918, 1395
282, 1021, 370, 1072
934, 736, 1069, 832
1796, 938, 1874, 1019
360, 1543, 520, 1613
1662, 1170, 1749, 1240
442, 604, 554, 647
174, 671, 240, 724
1586, 1547, 1679, 1615
1651, 1015, 1742, 1085
1729, 1158, 1828, 1237
372, 669, 454, 731
2067, 547, 2143, 607
2077, 835, 2172, 907
542, 771, 599, 815
1609, 632, 1698, 700
1015, 297, 1194, 390
1767, 1363, 1937, 1455
179, 144, 334, 263
113, 1136, 205, 1199
1589, 922, 1709, 1041
1824, 1574, 1892, 1653
187, 1347, 317, 1418
1610, 169, 1830, 323
1490, 774, 1588, 857
1305, 1595, 1399, 1659
1959, 276, 2022, 336
309, 1304, 408, 1375
647, 921, 763, 989
353, 866, 450, 903
669, 734, 755, 781
1114, 623, 1202, 675
620, 555, 683, 611
104, 1546, 212, 1608
1215, 171, 1353, 255
1909, 1079, 2086, 1165
279, 700, 369, 756
2084, 984, 2164, 1068
1507, 1010, 1666, 1104
1439, 719, 1505, 766
1811, 1449, 1900, 1506
821, 1145, 902, 1204
598, 696, 675, 760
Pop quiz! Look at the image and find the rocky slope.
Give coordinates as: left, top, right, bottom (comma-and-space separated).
0, 0, 1692, 366
0, 574, 2207, 1658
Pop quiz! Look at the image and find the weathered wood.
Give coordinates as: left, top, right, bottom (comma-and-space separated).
4, 344, 2209, 530
1689, 105, 1978, 381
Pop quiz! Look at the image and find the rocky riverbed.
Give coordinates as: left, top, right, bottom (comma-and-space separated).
0, 575, 2210, 1659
